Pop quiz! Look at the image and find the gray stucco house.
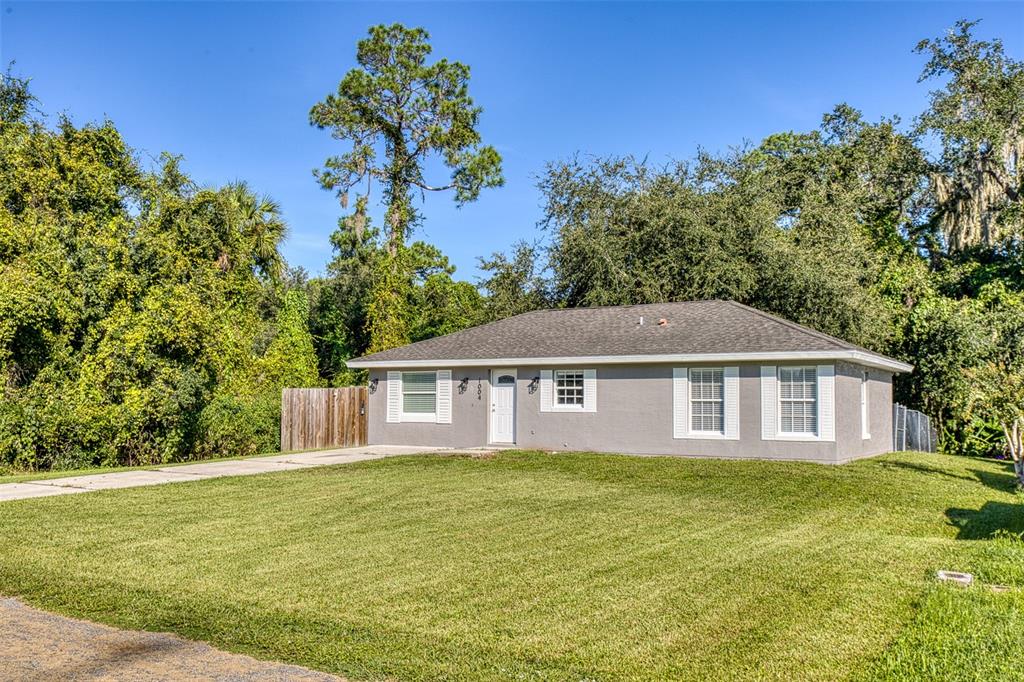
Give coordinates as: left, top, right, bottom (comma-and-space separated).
347, 301, 912, 464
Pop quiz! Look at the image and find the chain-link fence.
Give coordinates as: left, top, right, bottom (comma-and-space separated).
893, 403, 938, 452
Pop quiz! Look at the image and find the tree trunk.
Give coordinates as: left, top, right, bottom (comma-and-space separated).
1006, 418, 1024, 490
370, 141, 414, 351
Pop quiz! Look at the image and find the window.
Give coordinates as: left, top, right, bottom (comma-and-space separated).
555, 370, 584, 407
402, 371, 437, 416
779, 366, 817, 435
496, 374, 516, 385
386, 370, 451, 425
861, 370, 870, 438
690, 368, 724, 433
540, 369, 596, 413
761, 364, 833, 442
674, 366, 738, 440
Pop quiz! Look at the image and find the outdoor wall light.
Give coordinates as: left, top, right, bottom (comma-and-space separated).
458, 377, 470, 394
369, 378, 378, 394
528, 376, 540, 394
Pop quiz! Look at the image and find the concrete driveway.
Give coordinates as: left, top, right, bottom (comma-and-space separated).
0, 445, 441, 503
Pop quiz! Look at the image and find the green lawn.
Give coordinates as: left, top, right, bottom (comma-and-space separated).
0, 451, 1020, 681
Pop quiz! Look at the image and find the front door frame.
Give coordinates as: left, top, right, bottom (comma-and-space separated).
488, 368, 517, 445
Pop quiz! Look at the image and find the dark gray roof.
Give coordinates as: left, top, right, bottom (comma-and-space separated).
348, 300, 910, 370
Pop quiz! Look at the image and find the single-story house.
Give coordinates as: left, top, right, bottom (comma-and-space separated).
346, 300, 913, 464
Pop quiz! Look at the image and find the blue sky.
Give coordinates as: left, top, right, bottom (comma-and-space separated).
2, 2, 1022, 282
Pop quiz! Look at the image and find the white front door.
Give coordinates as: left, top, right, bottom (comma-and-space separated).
490, 369, 516, 444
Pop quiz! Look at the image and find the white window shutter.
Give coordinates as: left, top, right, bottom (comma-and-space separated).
724, 366, 740, 440
435, 369, 452, 424
761, 365, 777, 440
386, 371, 401, 423
672, 368, 688, 439
817, 364, 835, 441
583, 369, 597, 412
539, 370, 552, 412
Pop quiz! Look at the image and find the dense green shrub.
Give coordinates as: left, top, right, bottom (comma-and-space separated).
0, 74, 318, 471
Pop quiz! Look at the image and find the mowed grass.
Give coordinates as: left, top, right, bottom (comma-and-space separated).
0, 451, 1021, 681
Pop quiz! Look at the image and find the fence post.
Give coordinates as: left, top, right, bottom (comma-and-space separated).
901, 405, 909, 448
281, 388, 291, 452
894, 404, 900, 451
903, 406, 908, 451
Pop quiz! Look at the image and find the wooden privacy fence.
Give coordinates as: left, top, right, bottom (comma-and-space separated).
281, 387, 368, 452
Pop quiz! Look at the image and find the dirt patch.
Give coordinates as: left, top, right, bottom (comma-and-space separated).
0, 597, 344, 681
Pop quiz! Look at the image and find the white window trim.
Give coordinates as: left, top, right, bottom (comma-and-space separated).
688, 367, 726, 438
775, 432, 823, 442
552, 368, 586, 412
766, 364, 835, 442
541, 369, 597, 412
674, 366, 739, 440
861, 370, 871, 439
777, 366, 819, 439
399, 410, 437, 423
387, 370, 451, 424
399, 370, 437, 423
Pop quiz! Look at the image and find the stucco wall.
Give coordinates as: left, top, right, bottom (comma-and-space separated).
516, 363, 844, 462
368, 362, 896, 464
367, 367, 490, 448
834, 362, 893, 462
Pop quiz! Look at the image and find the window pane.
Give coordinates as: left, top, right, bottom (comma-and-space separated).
402, 372, 436, 414
555, 370, 585, 405
779, 367, 817, 434
403, 393, 436, 413
791, 381, 805, 400
689, 368, 724, 433
402, 372, 436, 393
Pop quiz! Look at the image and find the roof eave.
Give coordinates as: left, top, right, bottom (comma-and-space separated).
347, 350, 913, 373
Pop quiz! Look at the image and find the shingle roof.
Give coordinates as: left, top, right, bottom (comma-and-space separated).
347, 300, 912, 372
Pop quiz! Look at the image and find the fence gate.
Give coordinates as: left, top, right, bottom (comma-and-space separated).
892, 403, 938, 453
281, 387, 368, 451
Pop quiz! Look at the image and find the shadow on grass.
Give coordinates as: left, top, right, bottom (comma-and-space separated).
969, 467, 1022, 495
946, 501, 1024, 540
882, 458, 1020, 495
881, 460, 977, 482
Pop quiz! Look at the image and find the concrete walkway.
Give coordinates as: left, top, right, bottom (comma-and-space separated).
0, 445, 440, 503
0, 596, 344, 681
